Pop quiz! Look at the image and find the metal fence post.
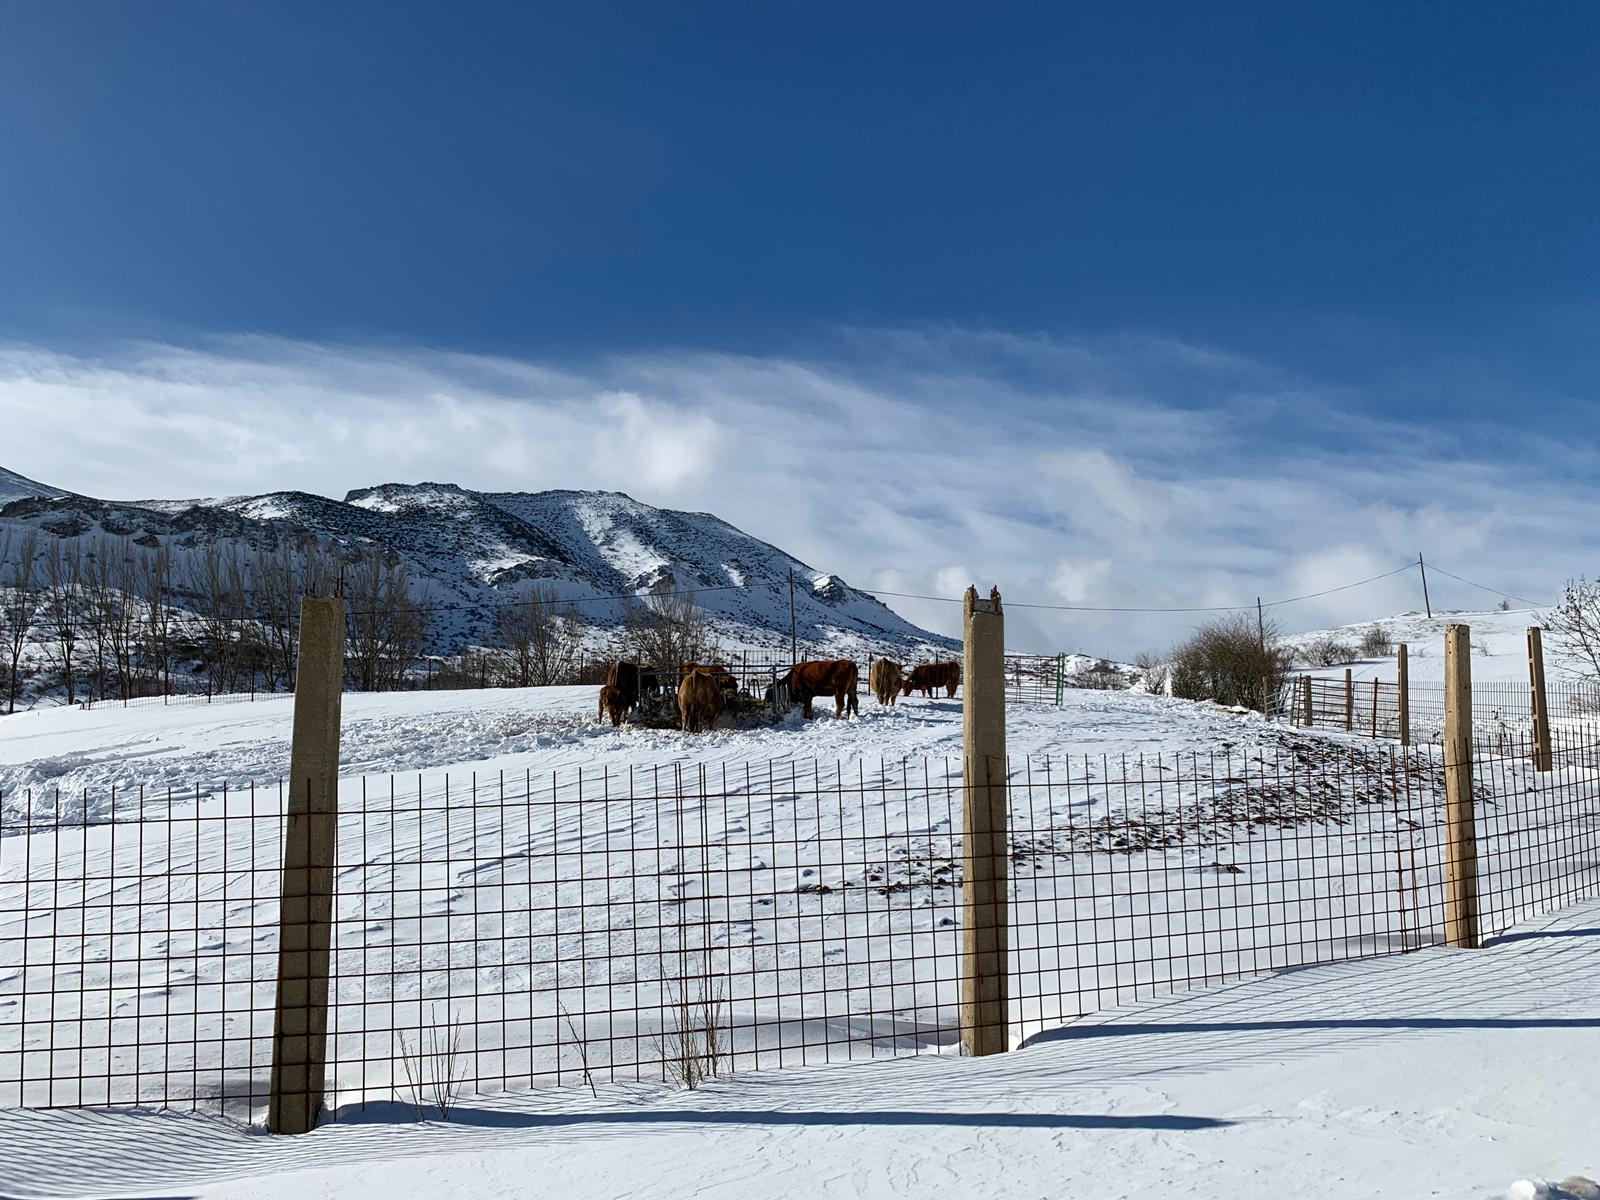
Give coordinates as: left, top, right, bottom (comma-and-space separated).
269, 594, 345, 1134
1444, 623, 1479, 949
1397, 643, 1410, 747
1528, 626, 1553, 773
961, 586, 1007, 1057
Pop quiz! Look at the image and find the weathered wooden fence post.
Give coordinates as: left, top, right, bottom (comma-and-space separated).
1344, 667, 1354, 731
269, 594, 345, 1134
1371, 678, 1379, 738
1397, 643, 1410, 747
1301, 675, 1313, 727
1443, 624, 1479, 950
961, 585, 1007, 1057
1528, 626, 1553, 773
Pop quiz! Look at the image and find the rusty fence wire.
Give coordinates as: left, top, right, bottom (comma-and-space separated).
3, 725, 1599, 1121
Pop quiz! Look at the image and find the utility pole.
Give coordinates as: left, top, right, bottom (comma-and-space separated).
1418, 553, 1432, 619
788, 566, 798, 663
1256, 596, 1269, 713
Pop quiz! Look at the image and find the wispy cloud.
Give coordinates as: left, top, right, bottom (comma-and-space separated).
0, 329, 1589, 655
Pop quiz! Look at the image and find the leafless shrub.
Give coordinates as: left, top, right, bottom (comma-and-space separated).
1301, 634, 1358, 668
1357, 624, 1393, 658
658, 952, 726, 1090
396, 1010, 466, 1121
1543, 579, 1600, 681
1064, 658, 1129, 690
1132, 649, 1168, 694
1168, 611, 1291, 712
559, 1003, 599, 1100
1497, 597, 1513, 612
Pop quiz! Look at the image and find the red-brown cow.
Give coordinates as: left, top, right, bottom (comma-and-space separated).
772, 660, 860, 719
902, 660, 961, 699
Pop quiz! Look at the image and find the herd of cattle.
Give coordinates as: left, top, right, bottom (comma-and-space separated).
597, 656, 963, 733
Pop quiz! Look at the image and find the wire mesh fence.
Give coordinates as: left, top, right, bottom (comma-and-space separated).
1282, 673, 1600, 743
4, 724, 1598, 1121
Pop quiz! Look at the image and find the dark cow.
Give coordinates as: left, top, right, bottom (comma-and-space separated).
678, 668, 724, 733
902, 660, 962, 699
599, 660, 643, 725
770, 659, 860, 719
868, 658, 903, 706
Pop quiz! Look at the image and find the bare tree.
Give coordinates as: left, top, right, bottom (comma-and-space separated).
0, 529, 41, 713
494, 584, 582, 686
188, 543, 251, 694
135, 542, 176, 697
1545, 578, 1600, 681
255, 537, 338, 692
345, 549, 432, 691
42, 537, 84, 704
619, 590, 719, 670
101, 540, 141, 701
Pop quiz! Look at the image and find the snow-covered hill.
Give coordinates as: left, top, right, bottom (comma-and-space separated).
0, 469, 954, 657
1281, 606, 1567, 684
0, 466, 63, 506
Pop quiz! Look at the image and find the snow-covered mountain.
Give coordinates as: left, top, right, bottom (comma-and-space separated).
0, 467, 64, 506
0, 470, 954, 656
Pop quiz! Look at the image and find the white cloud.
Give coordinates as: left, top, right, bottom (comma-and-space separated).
0, 330, 1591, 656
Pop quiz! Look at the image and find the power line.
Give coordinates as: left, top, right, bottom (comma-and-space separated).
1421, 564, 1550, 610
861, 562, 1421, 615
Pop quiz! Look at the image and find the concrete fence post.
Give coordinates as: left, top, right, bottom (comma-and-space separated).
1443, 624, 1479, 950
269, 594, 345, 1134
961, 585, 1007, 1057
1344, 667, 1354, 731
1528, 626, 1553, 773
1397, 643, 1410, 747
1301, 675, 1313, 727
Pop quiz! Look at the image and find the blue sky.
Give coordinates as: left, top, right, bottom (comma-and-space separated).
1, 2, 1597, 649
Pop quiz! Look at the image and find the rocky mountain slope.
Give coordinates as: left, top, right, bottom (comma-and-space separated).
0, 469, 953, 657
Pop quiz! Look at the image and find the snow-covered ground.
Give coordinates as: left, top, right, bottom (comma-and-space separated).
3, 672, 1597, 1200
3, 895, 1596, 1200
1283, 606, 1563, 684
0, 683, 1276, 815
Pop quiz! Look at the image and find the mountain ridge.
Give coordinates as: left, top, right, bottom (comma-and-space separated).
0, 469, 954, 656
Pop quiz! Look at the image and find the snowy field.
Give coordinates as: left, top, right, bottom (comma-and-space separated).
2, 666, 1598, 1200
0, 682, 1281, 815
2, 896, 1596, 1200
5, 679, 1597, 1120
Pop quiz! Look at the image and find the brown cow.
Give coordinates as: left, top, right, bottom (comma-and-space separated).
598, 684, 628, 727
683, 661, 739, 699
678, 668, 724, 733
902, 660, 962, 699
868, 658, 903, 706
771, 659, 860, 719
600, 661, 643, 724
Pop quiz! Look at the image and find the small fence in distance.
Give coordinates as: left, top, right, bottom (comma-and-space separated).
5, 721, 1598, 1120
1284, 672, 1600, 744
